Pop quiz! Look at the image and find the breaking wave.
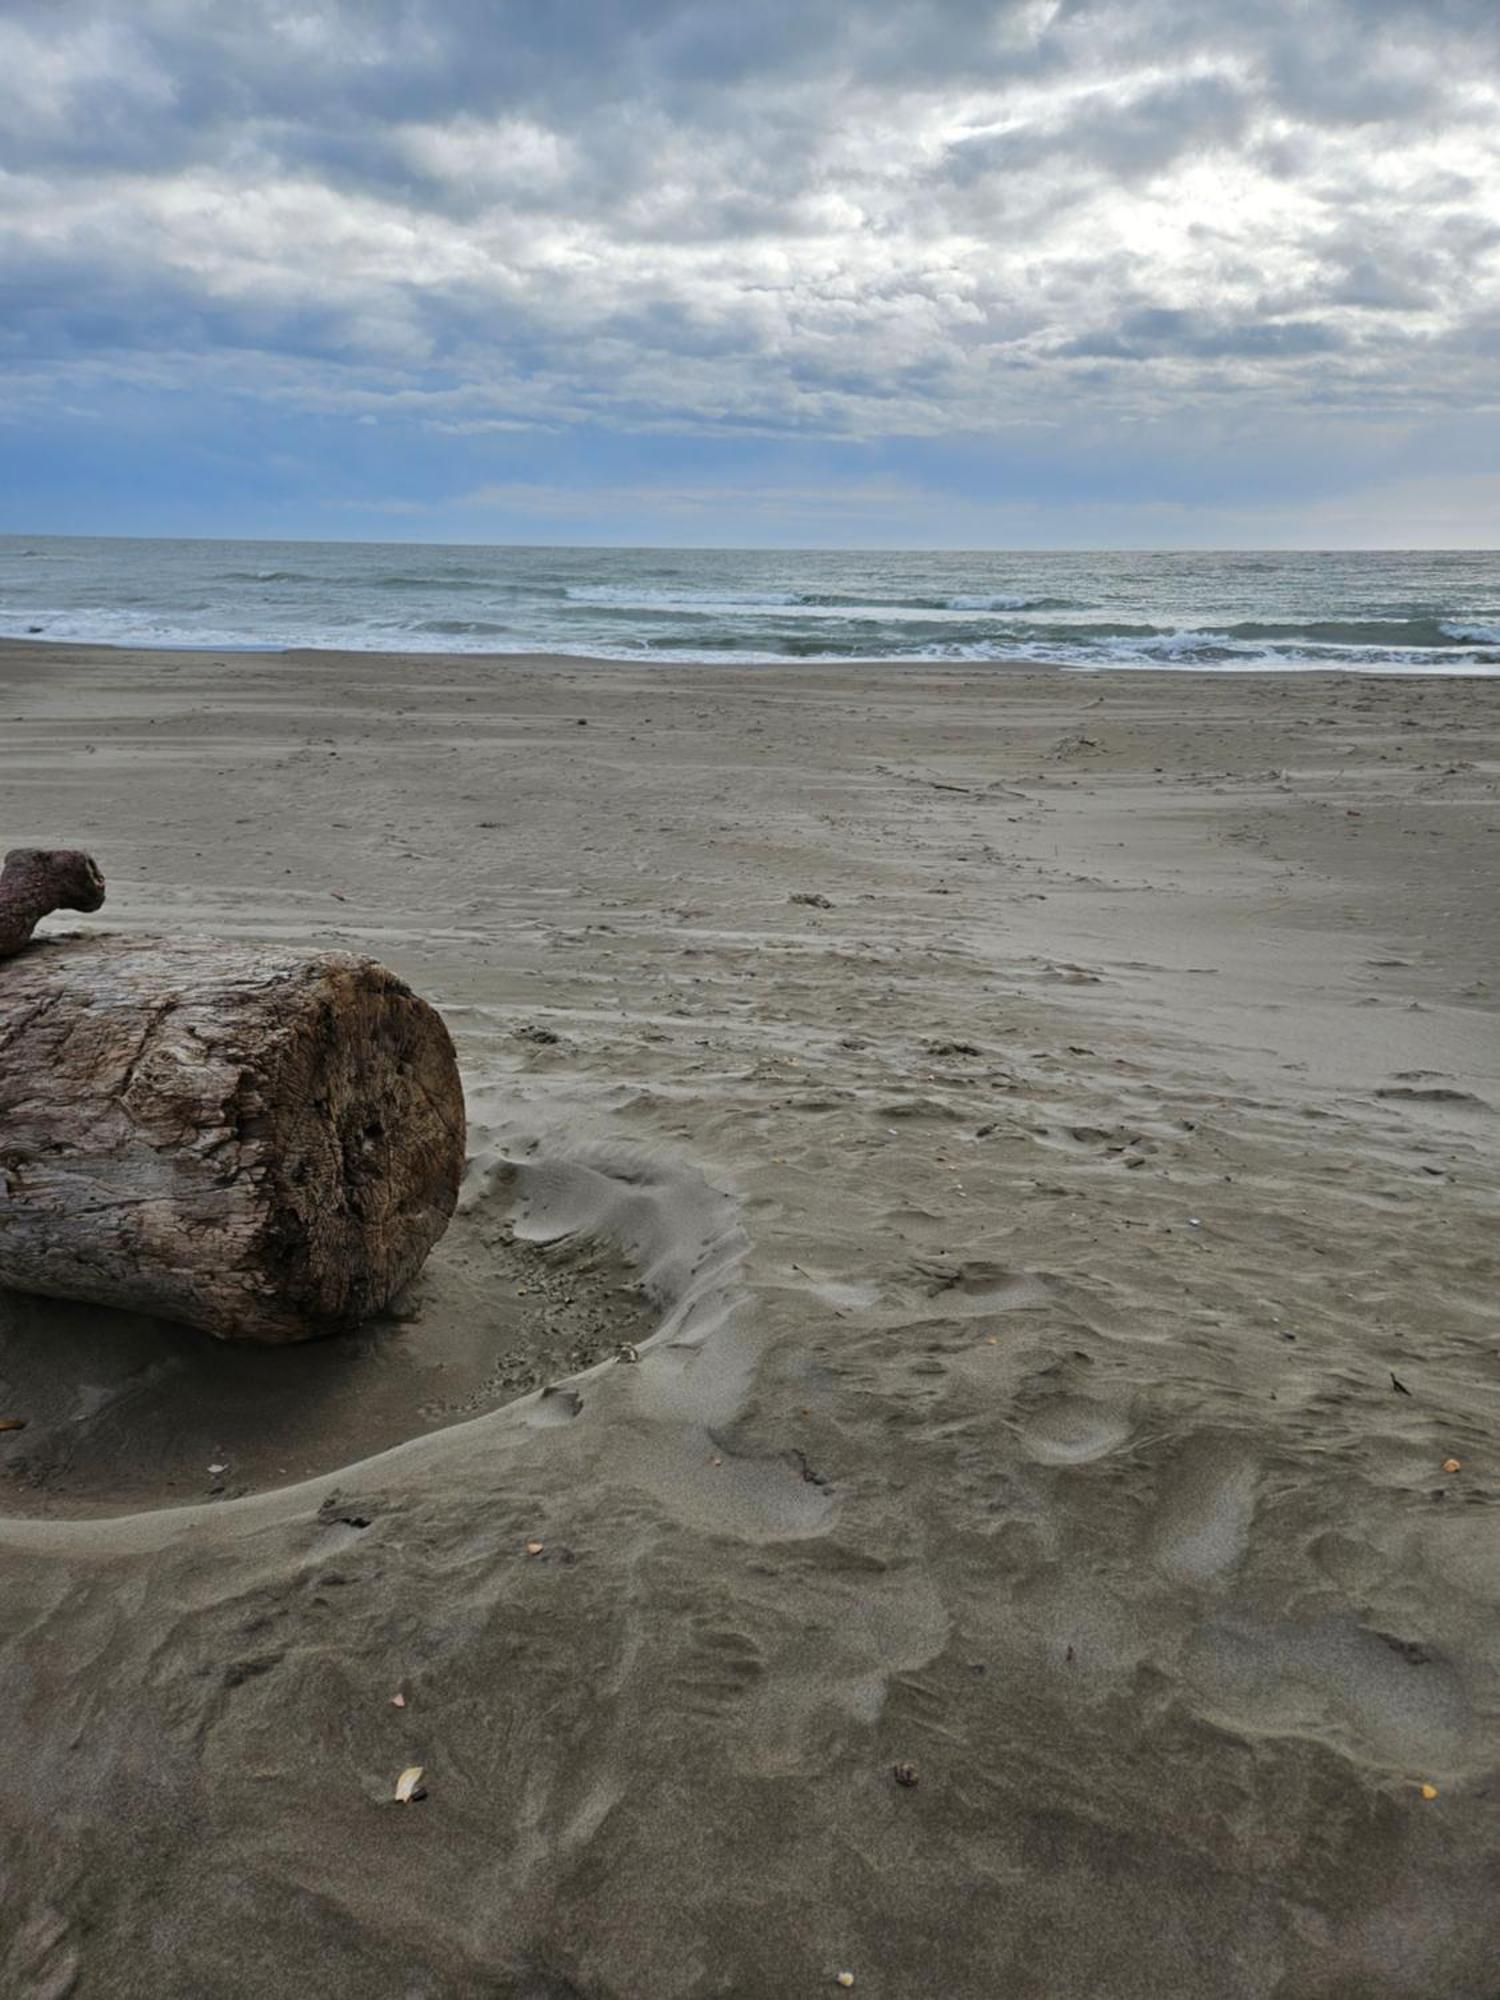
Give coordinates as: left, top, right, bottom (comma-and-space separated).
3, 537, 1498, 675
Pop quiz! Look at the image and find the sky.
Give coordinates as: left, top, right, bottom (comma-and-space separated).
2, 0, 1498, 548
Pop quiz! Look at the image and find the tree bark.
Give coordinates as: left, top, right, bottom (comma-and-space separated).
0, 936, 466, 1342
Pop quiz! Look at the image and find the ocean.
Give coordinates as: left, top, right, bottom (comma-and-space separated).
2, 537, 1498, 674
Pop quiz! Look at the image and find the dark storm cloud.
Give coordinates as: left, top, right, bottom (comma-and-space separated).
1, 0, 1497, 445
1063, 308, 1345, 362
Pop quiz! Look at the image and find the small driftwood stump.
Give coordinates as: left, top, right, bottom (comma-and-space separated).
0, 853, 465, 1342
0, 847, 106, 958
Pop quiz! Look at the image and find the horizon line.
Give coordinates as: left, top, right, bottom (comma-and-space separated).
4, 531, 1498, 557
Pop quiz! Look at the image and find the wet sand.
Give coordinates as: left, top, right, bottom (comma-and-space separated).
1, 639, 1498, 1997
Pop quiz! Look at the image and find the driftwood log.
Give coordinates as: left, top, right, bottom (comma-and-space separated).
0, 872, 466, 1341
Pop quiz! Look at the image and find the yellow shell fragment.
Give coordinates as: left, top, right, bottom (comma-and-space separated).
1443, 1459, 1462, 1473
1419, 1783, 1439, 1801
395, 1765, 424, 1803
836, 1976, 855, 1989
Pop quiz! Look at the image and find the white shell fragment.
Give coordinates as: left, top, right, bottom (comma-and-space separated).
394, 1765, 424, 1803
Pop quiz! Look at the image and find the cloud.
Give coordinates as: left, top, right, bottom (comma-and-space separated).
1062, 307, 1345, 362
1, 0, 1498, 538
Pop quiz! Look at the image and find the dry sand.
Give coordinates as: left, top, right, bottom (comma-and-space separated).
1, 638, 1498, 1997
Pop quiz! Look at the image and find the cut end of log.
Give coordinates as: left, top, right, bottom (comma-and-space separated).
256, 958, 467, 1340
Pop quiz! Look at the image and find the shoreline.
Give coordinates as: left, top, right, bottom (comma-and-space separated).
2, 640, 1498, 1994
5, 632, 1500, 678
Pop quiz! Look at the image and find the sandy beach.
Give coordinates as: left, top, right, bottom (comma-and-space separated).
2, 638, 1498, 1997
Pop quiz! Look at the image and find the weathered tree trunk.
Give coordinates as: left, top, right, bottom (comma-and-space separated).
0, 937, 466, 1341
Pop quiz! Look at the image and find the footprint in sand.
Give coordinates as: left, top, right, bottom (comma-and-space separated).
1145, 1435, 1259, 1584
794, 1273, 882, 1313
916, 1259, 1051, 1314
670, 1618, 768, 1717
1182, 1613, 1472, 1771
1019, 1395, 1133, 1465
